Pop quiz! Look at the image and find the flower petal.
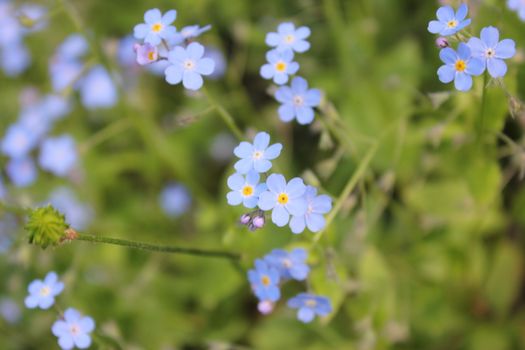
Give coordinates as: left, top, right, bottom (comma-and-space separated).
258, 191, 276, 210
272, 205, 290, 226
144, 8, 162, 24
436, 6, 454, 22
454, 72, 472, 91
439, 47, 457, 64
289, 215, 306, 234
480, 26, 499, 47
253, 132, 270, 150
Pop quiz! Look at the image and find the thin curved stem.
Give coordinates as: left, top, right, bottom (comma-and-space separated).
75, 233, 241, 260
202, 87, 244, 140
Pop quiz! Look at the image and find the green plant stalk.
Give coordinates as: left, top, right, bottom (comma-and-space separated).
202, 88, 244, 140
478, 71, 488, 142
312, 141, 378, 244
75, 233, 241, 260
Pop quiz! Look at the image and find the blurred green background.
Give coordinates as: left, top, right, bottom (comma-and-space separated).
1, 0, 525, 349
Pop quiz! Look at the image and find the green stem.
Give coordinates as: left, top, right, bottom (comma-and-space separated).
312, 142, 378, 244
76, 233, 241, 260
0, 201, 30, 216
79, 118, 131, 154
202, 88, 244, 140
478, 71, 488, 143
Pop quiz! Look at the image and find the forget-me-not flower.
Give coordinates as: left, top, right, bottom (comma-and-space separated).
52, 308, 95, 350
437, 43, 484, 91
6, 157, 37, 187
1, 43, 30, 77
290, 185, 332, 234
467, 26, 516, 78
227, 171, 267, 208
79, 65, 118, 109
159, 183, 191, 218
24, 272, 64, 310
258, 174, 307, 227
508, 0, 525, 21
164, 42, 215, 90
39, 135, 78, 177
287, 293, 332, 323
427, 4, 471, 36
170, 24, 212, 45
248, 259, 281, 302
260, 49, 299, 85
1, 123, 38, 158
233, 132, 282, 174
264, 248, 310, 281
265, 22, 311, 53
275, 76, 321, 125
133, 8, 177, 46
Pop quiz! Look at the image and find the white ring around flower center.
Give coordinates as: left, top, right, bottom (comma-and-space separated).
70, 324, 80, 336
252, 150, 263, 159
284, 34, 295, 44
292, 95, 304, 107
485, 48, 495, 58
39, 286, 51, 297
183, 59, 196, 70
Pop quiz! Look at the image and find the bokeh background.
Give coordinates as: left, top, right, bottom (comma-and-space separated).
1, 0, 525, 349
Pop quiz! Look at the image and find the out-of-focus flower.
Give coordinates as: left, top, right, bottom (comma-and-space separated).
289, 185, 332, 234
428, 4, 471, 36
275, 76, 321, 125
164, 42, 215, 90
48, 187, 93, 230
52, 308, 95, 350
133, 8, 177, 46
260, 49, 299, 85
6, 157, 37, 187
437, 43, 484, 91
265, 22, 311, 53
226, 171, 267, 208
264, 248, 310, 280
24, 272, 64, 310
78, 65, 118, 109
508, 0, 525, 21
0, 298, 21, 324
159, 183, 191, 218
169, 24, 211, 45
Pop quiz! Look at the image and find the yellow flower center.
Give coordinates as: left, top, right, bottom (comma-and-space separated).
486, 48, 495, 58
446, 20, 458, 28
275, 61, 287, 72
253, 151, 263, 159
147, 51, 156, 61
70, 324, 80, 335
293, 95, 304, 106
284, 34, 295, 44
39, 286, 51, 297
277, 193, 289, 205
306, 299, 317, 307
454, 59, 466, 72
261, 275, 271, 286
151, 23, 163, 33
242, 185, 254, 197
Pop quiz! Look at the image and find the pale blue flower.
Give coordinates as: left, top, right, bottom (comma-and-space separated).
164, 42, 215, 90
289, 185, 332, 234
275, 76, 321, 124
438, 43, 484, 92
233, 132, 282, 174
52, 308, 95, 350
1, 43, 30, 76
428, 4, 471, 36
159, 183, 191, 218
135, 43, 158, 65
287, 293, 332, 323
24, 272, 64, 310
260, 49, 299, 85
248, 259, 281, 302
39, 135, 78, 177
170, 24, 212, 45
467, 26, 516, 78
258, 174, 307, 227
133, 8, 177, 46
227, 171, 267, 208
265, 22, 311, 53
0, 298, 21, 324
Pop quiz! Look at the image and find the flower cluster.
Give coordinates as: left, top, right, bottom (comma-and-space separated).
226, 132, 332, 234
261, 23, 321, 125
427, 4, 516, 91
25, 272, 95, 349
132, 8, 215, 90
0, 89, 77, 187
508, 0, 525, 21
0, 1, 47, 76
247, 249, 332, 323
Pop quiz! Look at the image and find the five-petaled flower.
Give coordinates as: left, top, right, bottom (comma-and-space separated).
275, 76, 321, 125
51, 308, 95, 350
170, 24, 212, 45
258, 174, 307, 227
233, 132, 282, 174
227, 171, 267, 208
133, 8, 177, 46
428, 4, 471, 36
164, 42, 215, 90
507, 0, 525, 21
265, 22, 311, 53
260, 49, 299, 85
437, 43, 484, 91
39, 135, 78, 177
467, 26, 516, 78
287, 293, 332, 323
264, 248, 310, 281
24, 271, 64, 309
290, 185, 332, 234
248, 259, 281, 302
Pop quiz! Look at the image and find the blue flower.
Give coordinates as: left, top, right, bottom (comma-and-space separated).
427, 4, 471, 36
290, 186, 332, 234
1, 43, 30, 77
159, 183, 191, 218
508, 0, 525, 21
48, 187, 93, 230
164, 42, 215, 90
275, 76, 321, 125
79, 65, 118, 109
170, 24, 212, 45
39, 135, 78, 177
265, 22, 311, 53
467, 26, 516, 78
1, 123, 38, 158
6, 157, 37, 187
133, 8, 177, 46
227, 171, 267, 208
0, 298, 21, 324
260, 49, 299, 85
56, 34, 88, 60
233, 132, 282, 174
258, 174, 307, 227
287, 293, 332, 323
437, 43, 484, 92
248, 259, 281, 302
52, 308, 95, 350
264, 248, 310, 281
49, 60, 83, 92
40, 94, 71, 122
24, 272, 64, 310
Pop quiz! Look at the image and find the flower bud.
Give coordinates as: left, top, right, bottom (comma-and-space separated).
240, 214, 251, 225
435, 37, 449, 49
26, 205, 69, 249
252, 216, 265, 229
